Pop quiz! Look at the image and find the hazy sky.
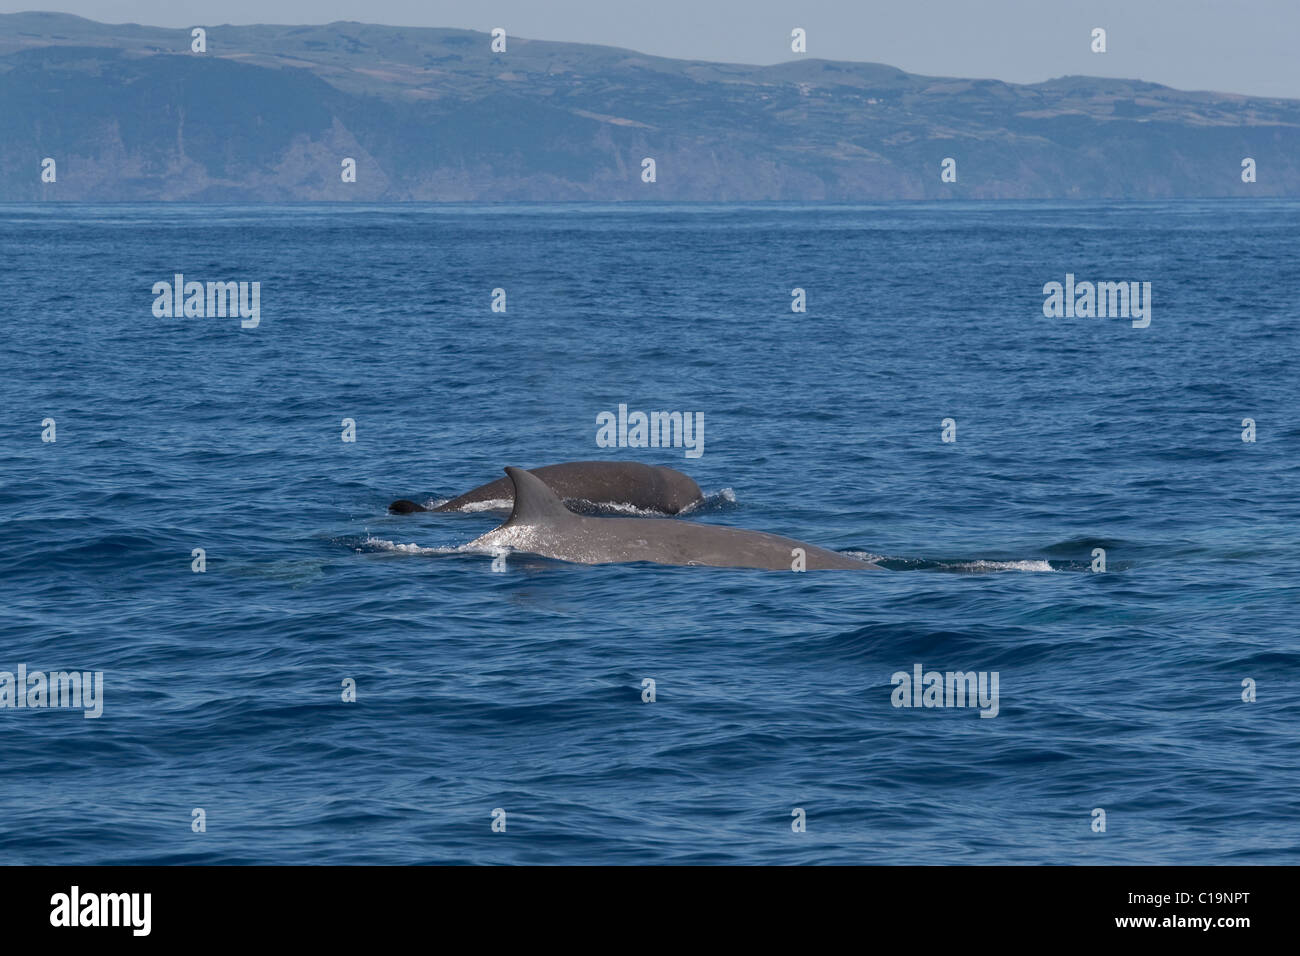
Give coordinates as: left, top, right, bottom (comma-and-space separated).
3, 0, 1296, 98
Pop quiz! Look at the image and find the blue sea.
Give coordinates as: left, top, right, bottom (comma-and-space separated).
2, 201, 1297, 865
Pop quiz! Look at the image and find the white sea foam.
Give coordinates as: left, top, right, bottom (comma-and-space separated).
677, 488, 735, 515
452, 497, 510, 512
572, 498, 671, 516
361, 535, 457, 555
843, 550, 888, 564
952, 559, 1055, 573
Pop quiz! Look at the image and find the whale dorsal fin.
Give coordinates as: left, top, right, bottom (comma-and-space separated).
504, 466, 572, 525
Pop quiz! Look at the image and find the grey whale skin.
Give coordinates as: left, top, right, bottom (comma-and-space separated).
389, 461, 703, 515
468, 467, 879, 571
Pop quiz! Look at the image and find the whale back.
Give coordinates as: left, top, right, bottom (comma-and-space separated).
472, 465, 877, 571
432, 461, 703, 514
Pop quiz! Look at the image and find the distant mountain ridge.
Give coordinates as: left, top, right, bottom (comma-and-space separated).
1, 11, 1296, 200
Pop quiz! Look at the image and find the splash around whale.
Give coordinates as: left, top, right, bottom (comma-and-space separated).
467, 467, 879, 571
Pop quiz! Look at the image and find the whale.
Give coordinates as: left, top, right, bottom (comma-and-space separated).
389, 461, 704, 515
466, 467, 879, 571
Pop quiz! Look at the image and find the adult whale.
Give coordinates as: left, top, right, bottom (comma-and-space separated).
467, 467, 878, 571
389, 461, 704, 515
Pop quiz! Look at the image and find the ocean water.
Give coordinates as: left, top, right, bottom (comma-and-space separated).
1, 200, 1297, 865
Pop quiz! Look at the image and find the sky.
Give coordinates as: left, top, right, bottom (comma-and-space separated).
2, 0, 1296, 98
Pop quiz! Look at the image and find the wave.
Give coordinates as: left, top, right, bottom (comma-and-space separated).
1039, 536, 1131, 556
872, 555, 1060, 572
678, 488, 736, 515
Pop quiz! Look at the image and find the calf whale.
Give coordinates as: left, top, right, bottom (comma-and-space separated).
390, 461, 704, 515
467, 467, 878, 571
